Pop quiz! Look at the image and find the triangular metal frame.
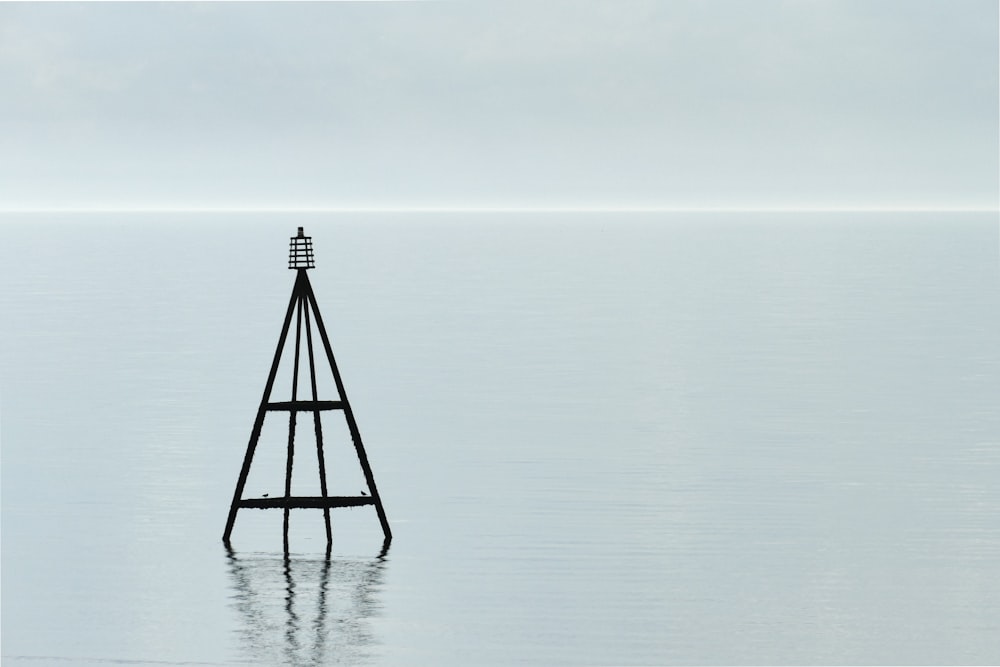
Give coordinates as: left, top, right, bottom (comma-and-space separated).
222, 267, 390, 550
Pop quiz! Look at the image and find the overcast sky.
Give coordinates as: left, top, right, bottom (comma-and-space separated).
1, 1, 996, 211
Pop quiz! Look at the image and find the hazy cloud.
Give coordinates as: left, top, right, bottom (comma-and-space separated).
1, 0, 996, 209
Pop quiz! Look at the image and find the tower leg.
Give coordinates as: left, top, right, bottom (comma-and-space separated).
303, 305, 334, 548
283, 295, 305, 553
223, 272, 305, 544
303, 278, 392, 542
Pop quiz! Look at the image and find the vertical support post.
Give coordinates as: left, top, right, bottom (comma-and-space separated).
303, 303, 334, 549
303, 274, 392, 542
223, 271, 304, 544
283, 289, 305, 553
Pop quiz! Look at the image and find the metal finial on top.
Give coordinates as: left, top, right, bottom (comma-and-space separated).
288, 227, 314, 269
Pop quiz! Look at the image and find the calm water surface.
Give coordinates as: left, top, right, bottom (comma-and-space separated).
2, 211, 999, 665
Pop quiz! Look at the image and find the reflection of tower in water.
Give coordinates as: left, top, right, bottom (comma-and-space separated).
226, 549, 388, 666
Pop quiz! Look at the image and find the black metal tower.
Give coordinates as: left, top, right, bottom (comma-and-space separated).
222, 227, 390, 550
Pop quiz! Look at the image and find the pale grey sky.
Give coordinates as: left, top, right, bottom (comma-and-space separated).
1, 0, 996, 210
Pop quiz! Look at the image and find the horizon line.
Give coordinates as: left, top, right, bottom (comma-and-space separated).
1, 205, 997, 214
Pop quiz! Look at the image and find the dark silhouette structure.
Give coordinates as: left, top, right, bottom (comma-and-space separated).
223, 227, 391, 550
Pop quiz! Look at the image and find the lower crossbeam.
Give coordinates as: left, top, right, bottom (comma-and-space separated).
238, 496, 374, 509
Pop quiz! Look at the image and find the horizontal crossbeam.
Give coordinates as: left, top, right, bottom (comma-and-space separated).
238, 496, 374, 509
264, 400, 344, 412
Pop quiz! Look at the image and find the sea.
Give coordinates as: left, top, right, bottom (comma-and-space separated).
2, 210, 999, 665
